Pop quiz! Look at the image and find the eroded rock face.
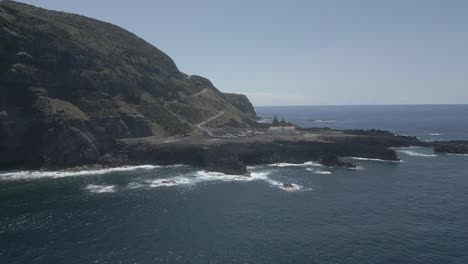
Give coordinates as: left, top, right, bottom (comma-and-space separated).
0, 1, 257, 169
223, 93, 257, 118
434, 141, 468, 155
319, 155, 356, 168
0, 87, 113, 168
45, 126, 101, 165
114, 136, 408, 175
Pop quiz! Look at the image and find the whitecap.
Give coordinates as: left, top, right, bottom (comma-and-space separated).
148, 177, 192, 188
349, 157, 401, 163
85, 184, 116, 193
314, 170, 332, 175
306, 168, 332, 175
447, 153, 468, 157
268, 161, 322, 167
129, 170, 309, 192
428, 133, 443, 136
396, 150, 437, 157
0, 165, 162, 181
277, 183, 306, 192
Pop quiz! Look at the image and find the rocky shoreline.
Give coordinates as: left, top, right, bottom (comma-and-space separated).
95, 130, 467, 175
3, 126, 465, 176
90, 129, 425, 175
433, 141, 468, 155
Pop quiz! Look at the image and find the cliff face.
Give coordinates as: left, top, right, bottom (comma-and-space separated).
0, 1, 256, 169
223, 93, 257, 119
114, 133, 418, 175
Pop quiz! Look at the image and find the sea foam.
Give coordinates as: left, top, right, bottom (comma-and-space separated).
349, 157, 401, 163
447, 153, 468, 157
314, 170, 332, 175
0, 165, 161, 181
396, 150, 437, 157
85, 184, 116, 193
268, 161, 322, 167
128, 170, 309, 192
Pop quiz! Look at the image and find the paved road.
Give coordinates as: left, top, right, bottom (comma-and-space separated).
196, 111, 225, 137
163, 88, 217, 135
167, 88, 208, 104
187, 88, 208, 98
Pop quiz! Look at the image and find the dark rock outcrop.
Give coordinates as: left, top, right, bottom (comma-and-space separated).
433, 141, 468, 155
223, 93, 257, 118
0, 1, 256, 169
319, 154, 356, 168
114, 134, 409, 174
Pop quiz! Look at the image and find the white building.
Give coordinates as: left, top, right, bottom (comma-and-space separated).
268, 126, 296, 134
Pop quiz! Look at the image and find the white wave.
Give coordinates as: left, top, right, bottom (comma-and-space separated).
306, 168, 332, 175
447, 153, 468, 157
397, 150, 437, 157
268, 161, 322, 167
128, 170, 308, 192
85, 184, 116, 193
0, 165, 163, 181
428, 133, 443, 136
315, 170, 332, 175
277, 183, 306, 192
149, 177, 192, 188
349, 157, 401, 163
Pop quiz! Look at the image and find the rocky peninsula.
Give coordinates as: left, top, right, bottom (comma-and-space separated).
0, 1, 463, 175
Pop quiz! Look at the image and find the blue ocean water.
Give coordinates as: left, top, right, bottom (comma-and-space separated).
256, 104, 468, 141
1, 105, 468, 264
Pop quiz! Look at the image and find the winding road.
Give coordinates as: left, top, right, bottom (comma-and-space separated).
163, 87, 222, 137
196, 111, 225, 137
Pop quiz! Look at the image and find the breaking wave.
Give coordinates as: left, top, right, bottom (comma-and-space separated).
396, 150, 437, 157
0, 165, 163, 181
268, 161, 322, 167
349, 157, 401, 163
306, 168, 332, 175
85, 184, 116, 193
128, 170, 309, 192
447, 153, 468, 157
428, 133, 443, 136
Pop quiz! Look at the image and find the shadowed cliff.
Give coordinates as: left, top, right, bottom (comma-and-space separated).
0, 1, 256, 168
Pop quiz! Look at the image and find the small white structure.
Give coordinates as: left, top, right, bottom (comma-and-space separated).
268, 126, 296, 134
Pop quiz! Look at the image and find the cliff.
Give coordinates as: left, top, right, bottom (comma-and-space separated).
433, 141, 468, 155
223, 93, 257, 119
0, 1, 256, 169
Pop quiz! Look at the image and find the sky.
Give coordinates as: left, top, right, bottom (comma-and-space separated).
16, 0, 468, 106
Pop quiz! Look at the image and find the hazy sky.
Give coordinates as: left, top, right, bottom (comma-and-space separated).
16, 0, 468, 106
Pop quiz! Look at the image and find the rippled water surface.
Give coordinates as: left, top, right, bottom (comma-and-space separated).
1, 105, 468, 263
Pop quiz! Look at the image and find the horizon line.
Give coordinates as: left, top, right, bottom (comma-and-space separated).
254, 103, 468, 107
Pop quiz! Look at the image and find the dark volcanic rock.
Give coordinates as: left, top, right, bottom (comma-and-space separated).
115, 135, 409, 175
0, 1, 256, 169
319, 154, 356, 168
433, 141, 468, 155
223, 93, 257, 118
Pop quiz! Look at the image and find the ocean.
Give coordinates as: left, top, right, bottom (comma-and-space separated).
1, 105, 468, 264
